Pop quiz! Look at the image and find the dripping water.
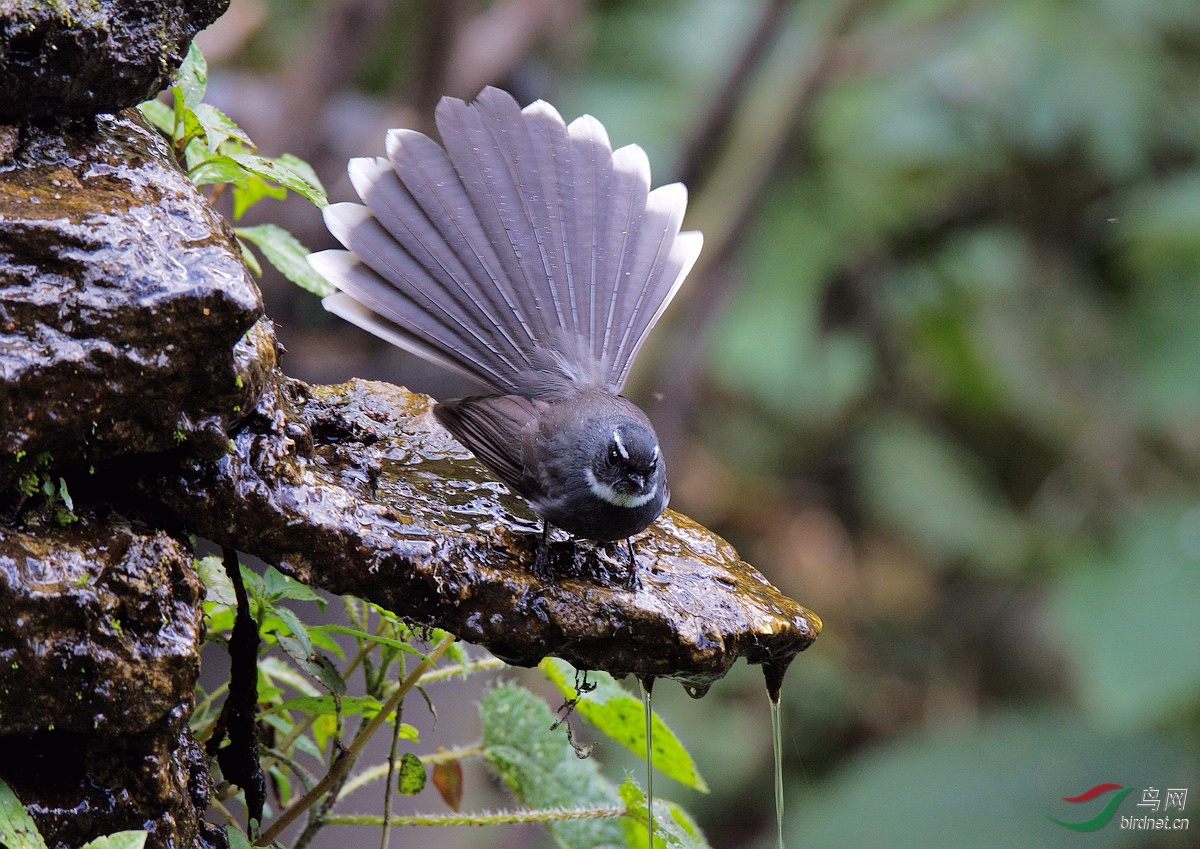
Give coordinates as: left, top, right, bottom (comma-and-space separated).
770, 697, 784, 849
639, 675, 656, 848
764, 659, 792, 849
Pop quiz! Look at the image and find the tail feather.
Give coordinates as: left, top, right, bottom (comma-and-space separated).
322, 203, 521, 378
384, 128, 536, 361
310, 86, 701, 394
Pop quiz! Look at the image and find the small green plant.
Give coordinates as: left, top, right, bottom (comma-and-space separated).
13, 452, 78, 526
137, 44, 333, 298
194, 557, 712, 848
0, 776, 147, 849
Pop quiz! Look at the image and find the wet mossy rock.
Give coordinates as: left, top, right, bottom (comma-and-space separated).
0, 0, 229, 120
149, 375, 822, 690
0, 113, 271, 492
0, 514, 221, 849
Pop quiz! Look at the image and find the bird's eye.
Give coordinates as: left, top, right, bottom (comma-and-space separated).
608, 443, 621, 463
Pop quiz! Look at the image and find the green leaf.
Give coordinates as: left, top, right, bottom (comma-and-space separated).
274, 694, 383, 717
231, 175, 288, 220
137, 99, 175, 135
262, 566, 324, 604
618, 778, 709, 849
0, 776, 49, 849
175, 42, 207, 109
258, 656, 320, 698
312, 624, 428, 656
189, 154, 253, 188
228, 153, 328, 207
541, 659, 708, 792
481, 682, 625, 849
81, 831, 149, 849
196, 554, 236, 606
234, 224, 335, 296
238, 239, 264, 277
853, 414, 1029, 573
193, 102, 254, 153
396, 752, 427, 795
275, 631, 347, 696
225, 824, 254, 849
275, 153, 328, 208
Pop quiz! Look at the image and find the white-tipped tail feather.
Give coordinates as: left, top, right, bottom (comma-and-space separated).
309, 86, 702, 395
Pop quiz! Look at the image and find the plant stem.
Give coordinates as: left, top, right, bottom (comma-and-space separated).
255, 633, 457, 846
336, 744, 485, 800
321, 806, 626, 827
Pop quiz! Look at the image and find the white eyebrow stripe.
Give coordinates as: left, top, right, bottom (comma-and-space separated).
612, 429, 629, 460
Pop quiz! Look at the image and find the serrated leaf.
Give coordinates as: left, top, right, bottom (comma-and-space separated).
275, 154, 329, 208
258, 656, 320, 697
234, 224, 335, 296
481, 682, 624, 849
396, 752, 427, 795
618, 779, 709, 849
0, 776, 49, 849
193, 102, 254, 153
275, 632, 346, 696
268, 607, 311, 650
432, 758, 464, 811
81, 831, 149, 849
176, 42, 207, 109
195, 555, 236, 606
262, 566, 323, 604
229, 153, 328, 207
541, 659, 708, 792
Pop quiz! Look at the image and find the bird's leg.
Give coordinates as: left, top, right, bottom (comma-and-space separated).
532, 521, 555, 583
625, 537, 639, 590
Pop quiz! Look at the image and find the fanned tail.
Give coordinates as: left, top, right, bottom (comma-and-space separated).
309, 86, 703, 395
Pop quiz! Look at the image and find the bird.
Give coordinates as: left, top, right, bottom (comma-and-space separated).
308, 86, 702, 576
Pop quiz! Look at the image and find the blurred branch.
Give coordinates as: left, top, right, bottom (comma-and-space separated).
273, 0, 393, 160
644, 0, 874, 455
674, 0, 794, 194
685, 0, 871, 284
444, 0, 587, 101
412, 0, 469, 121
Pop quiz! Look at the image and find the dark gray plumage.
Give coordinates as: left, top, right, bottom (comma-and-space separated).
309, 86, 702, 548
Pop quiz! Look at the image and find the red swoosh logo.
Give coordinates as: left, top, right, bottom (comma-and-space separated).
1062, 783, 1124, 803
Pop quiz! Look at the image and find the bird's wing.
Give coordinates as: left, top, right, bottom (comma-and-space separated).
432, 394, 541, 499
309, 86, 702, 394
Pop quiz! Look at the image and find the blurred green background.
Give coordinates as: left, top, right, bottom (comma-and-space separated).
197, 0, 1200, 846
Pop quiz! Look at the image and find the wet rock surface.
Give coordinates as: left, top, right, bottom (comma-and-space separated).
146, 375, 822, 688
0, 0, 229, 120
0, 515, 221, 849
0, 113, 270, 492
